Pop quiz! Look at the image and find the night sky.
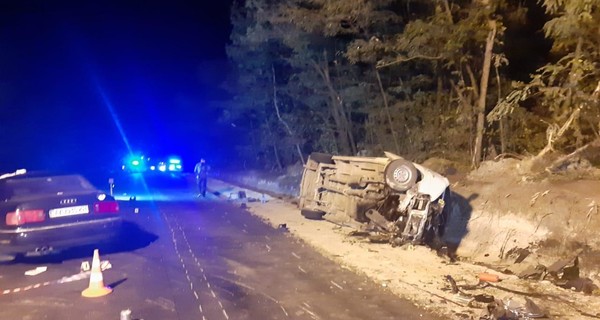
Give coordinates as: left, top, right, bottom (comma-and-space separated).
0, 1, 233, 173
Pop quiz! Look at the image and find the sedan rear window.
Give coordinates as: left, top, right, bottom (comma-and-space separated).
0, 175, 96, 200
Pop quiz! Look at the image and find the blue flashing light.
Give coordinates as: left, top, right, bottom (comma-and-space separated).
168, 158, 181, 164
158, 164, 167, 172
131, 160, 140, 166
168, 164, 176, 171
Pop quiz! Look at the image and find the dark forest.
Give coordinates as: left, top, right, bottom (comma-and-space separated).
223, 0, 600, 171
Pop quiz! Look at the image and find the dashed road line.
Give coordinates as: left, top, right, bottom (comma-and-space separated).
300, 305, 320, 320
280, 305, 289, 317
164, 211, 231, 320
330, 281, 344, 290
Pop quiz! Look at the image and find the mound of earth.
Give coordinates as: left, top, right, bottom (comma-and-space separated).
452, 158, 600, 281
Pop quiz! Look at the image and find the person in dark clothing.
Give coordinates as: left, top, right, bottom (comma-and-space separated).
194, 159, 208, 197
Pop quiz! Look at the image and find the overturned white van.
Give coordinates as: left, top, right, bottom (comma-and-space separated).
298, 152, 451, 246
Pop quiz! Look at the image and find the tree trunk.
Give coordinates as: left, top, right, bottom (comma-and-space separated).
375, 67, 400, 154
546, 137, 600, 173
265, 120, 284, 171
473, 20, 497, 168
312, 54, 356, 155
495, 62, 506, 154
271, 65, 306, 165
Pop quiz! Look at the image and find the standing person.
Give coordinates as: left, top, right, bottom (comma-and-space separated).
194, 158, 208, 197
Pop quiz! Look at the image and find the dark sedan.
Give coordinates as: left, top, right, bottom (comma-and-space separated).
0, 170, 122, 261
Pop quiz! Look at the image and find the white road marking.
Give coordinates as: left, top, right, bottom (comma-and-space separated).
292, 252, 301, 259
280, 305, 289, 317
298, 266, 307, 273
330, 281, 343, 290
163, 212, 232, 320
300, 305, 320, 320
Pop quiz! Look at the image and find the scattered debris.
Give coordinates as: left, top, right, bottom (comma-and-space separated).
505, 247, 531, 264
480, 297, 546, 319
517, 265, 546, 280
547, 256, 578, 277
515, 256, 600, 294
347, 230, 370, 237
81, 260, 112, 272
529, 192, 540, 207
120, 309, 132, 320
444, 275, 495, 308
479, 273, 500, 283
24, 266, 47, 276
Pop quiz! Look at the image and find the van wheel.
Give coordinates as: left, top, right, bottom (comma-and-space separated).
384, 159, 418, 192
301, 209, 325, 220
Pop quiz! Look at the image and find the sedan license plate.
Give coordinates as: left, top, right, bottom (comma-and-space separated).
49, 205, 90, 218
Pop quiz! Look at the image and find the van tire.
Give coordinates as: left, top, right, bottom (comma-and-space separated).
384, 159, 418, 192
301, 209, 325, 220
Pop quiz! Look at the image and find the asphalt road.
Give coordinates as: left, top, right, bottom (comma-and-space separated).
0, 178, 441, 320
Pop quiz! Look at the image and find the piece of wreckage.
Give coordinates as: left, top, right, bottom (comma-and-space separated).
298, 152, 452, 247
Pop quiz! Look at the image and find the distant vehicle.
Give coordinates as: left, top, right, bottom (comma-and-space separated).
298, 152, 451, 246
0, 170, 122, 261
121, 154, 150, 173
149, 156, 183, 174
121, 154, 182, 174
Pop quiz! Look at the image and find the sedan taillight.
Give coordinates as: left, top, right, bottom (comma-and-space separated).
6, 209, 46, 226
94, 201, 119, 213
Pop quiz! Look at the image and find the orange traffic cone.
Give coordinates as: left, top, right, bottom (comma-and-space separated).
82, 249, 112, 298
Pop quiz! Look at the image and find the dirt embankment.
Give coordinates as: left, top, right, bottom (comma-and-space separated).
443, 158, 600, 281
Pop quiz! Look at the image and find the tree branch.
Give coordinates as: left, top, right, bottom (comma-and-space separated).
376, 54, 442, 69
